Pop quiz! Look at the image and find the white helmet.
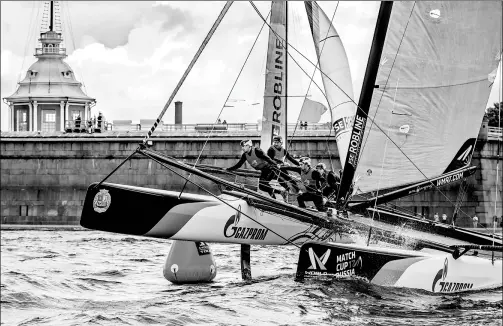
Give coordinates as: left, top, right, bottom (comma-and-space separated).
300, 157, 311, 166
240, 139, 253, 147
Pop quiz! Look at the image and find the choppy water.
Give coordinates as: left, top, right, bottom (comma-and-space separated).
1, 229, 502, 326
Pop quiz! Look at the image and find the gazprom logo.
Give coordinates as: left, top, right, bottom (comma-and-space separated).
308, 247, 331, 270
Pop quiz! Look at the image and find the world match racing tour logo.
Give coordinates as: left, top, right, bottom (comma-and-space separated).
223, 206, 269, 241
305, 248, 362, 278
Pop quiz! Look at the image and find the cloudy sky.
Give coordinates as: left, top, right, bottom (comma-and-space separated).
1, 1, 501, 131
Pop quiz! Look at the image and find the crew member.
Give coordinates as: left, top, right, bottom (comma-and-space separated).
226, 140, 280, 199
267, 135, 300, 194
295, 157, 326, 212
315, 163, 340, 207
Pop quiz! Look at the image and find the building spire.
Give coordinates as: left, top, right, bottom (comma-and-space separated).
49, 1, 54, 32
35, 1, 65, 58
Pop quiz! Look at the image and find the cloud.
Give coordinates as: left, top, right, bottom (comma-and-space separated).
1, 1, 500, 132
0, 1, 378, 130
61, 1, 156, 50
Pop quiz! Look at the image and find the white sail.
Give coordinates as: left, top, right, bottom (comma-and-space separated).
260, 1, 287, 151
305, 1, 356, 166
354, 2, 502, 194
299, 98, 328, 123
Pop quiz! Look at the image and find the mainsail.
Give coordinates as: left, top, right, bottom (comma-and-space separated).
305, 1, 356, 166
351, 2, 502, 195
260, 1, 287, 151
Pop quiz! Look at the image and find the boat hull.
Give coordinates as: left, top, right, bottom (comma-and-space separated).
80, 182, 336, 245
296, 241, 502, 293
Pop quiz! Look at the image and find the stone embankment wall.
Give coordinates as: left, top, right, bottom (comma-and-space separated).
0, 131, 338, 225
0, 131, 501, 226
391, 140, 502, 227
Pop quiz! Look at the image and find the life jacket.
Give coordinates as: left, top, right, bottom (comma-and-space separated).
269, 145, 286, 162
326, 171, 340, 188
300, 168, 318, 192
246, 148, 268, 170
318, 171, 329, 189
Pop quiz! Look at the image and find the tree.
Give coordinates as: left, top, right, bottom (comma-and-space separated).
485, 102, 503, 127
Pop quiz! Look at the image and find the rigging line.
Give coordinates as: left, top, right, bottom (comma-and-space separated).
370, 78, 400, 228
285, 1, 339, 154
250, 1, 456, 199
325, 127, 335, 171
328, 3, 476, 217
142, 147, 341, 228
263, 162, 323, 195
496, 7, 502, 241
282, 51, 329, 131
282, 49, 336, 175
142, 152, 303, 249
359, 2, 416, 165
249, 1, 353, 123
314, 1, 341, 173
375, 78, 491, 90
248, 1, 333, 153
178, 10, 272, 198
142, 1, 233, 145
92, 148, 140, 190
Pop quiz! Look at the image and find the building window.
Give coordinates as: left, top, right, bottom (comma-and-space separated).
62, 71, 72, 78
42, 110, 56, 132
16, 109, 28, 131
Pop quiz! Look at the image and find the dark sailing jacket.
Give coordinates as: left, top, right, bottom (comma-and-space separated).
288, 166, 325, 193
267, 146, 300, 166
326, 170, 340, 189
228, 147, 277, 171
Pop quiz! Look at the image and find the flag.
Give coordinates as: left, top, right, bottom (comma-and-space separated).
298, 98, 328, 123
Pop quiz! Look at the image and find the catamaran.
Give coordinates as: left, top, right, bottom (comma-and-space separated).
80, 1, 502, 293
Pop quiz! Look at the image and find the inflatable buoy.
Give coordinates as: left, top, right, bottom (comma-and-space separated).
163, 240, 217, 284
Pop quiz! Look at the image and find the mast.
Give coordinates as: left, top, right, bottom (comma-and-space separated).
336, 1, 393, 208
284, 1, 288, 145
259, 1, 287, 151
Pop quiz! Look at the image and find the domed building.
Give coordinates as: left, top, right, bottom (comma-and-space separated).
4, 1, 95, 132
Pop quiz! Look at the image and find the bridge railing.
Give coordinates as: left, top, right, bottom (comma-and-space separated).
487, 126, 503, 141
65, 120, 112, 133
35, 47, 66, 55
107, 122, 333, 132
73, 121, 501, 139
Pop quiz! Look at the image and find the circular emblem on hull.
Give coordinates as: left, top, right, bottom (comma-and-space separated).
93, 189, 111, 213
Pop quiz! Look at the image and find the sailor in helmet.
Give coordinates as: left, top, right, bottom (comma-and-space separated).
314, 162, 341, 208
267, 135, 301, 195
295, 157, 327, 212
226, 139, 280, 199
